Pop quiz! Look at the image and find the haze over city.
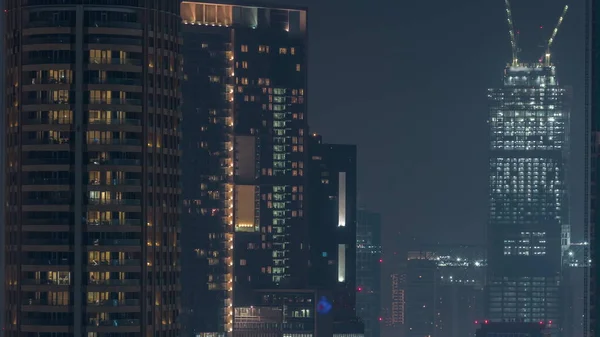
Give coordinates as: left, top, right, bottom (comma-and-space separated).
0, 1, 598, 337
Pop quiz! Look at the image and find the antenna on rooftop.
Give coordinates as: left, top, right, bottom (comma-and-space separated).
540, 5, 568, 66
504, 0, 519, 66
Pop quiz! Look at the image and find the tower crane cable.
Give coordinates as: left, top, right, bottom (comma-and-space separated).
504, 0, 519, 66
542, 5, 569, 66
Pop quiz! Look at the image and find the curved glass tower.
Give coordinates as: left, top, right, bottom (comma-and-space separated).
3, 0, 182, 335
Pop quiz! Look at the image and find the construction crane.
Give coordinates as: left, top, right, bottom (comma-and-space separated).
504, 0, 519, 66
541, 5, 569, 66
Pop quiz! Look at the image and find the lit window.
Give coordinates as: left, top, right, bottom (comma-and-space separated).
241, 45, 248, 52
279, 48, 287, 55
242, 61, 248, 69
291, 47, 295, 55
296, 64, 301, 72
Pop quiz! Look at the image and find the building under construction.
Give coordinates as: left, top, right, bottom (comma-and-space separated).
485, 2, 570, 336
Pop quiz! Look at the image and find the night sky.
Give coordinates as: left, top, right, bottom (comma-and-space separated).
268, 0, 586, 249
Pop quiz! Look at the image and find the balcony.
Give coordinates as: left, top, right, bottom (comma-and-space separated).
88, 78, 142, 86
87, 138, 142, 146
22, 238, 70, 246
87, 299, 140, 307
88, 158, 141, 166
22, 299, 70, 307
88, 118, 141, 126
23, 117, 73, 125
88, 279, 139, 286
88, 57, 142, 66
24, 57, 75, 65
27, 77, 71, 85
23, 199, 71, 206
86, 219, 141, 226
88, 98, 142, 105
23, 98, 71, 105
87, 199, 140, 206
24, 36, 75, 45
23, 138, 71, 145
89, 178, 141, 186
23, 258, 71, 267
23, 218, 71, 226
89, 239, 141, 246
22, 279, 71, 286
87, 21, 142, 30
21, 318, 72, 326
24, 178, 70, 185
88, 259, 140, 267
24, 20, 74, 29
89, 319, 140, 327
86, 37, 142, 46
23, 158, 71, 165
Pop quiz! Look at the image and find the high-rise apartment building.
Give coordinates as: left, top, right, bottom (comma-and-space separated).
180, 2, 308, 335
486, 65, 569, 327
389, 273, 405, 327
356, 209, 382, 337
2, 0, 182, 336
307, 134, 358, 321
403, 256, 437, 337
400, 249, 485, 337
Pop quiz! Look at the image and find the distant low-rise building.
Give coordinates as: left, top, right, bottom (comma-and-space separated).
475, 322, 550, 337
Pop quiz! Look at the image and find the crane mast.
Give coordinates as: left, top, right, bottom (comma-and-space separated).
541, 5, 569, 66
504, 0, 519, 66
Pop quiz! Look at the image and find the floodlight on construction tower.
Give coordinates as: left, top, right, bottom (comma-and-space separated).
540, 5, 568, 66
504, 0, 519, 66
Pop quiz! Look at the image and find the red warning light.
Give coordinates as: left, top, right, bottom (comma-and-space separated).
357, 287, 363, 292
539, 321, 544, 325
379, 259, 383, 263
474, 320, 479, 324
484, 320, 489, 324
540, 26, 543, 29
549, 321, 552, 324
378, 317, 383, 322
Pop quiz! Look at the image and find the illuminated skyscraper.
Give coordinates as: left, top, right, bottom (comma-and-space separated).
308, 135, 358, 320
180, 2, 309, 335
2, 0, 182, 336
486, 65, 569, 328
356, 209, 382, 337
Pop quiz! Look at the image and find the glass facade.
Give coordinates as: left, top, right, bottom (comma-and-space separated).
486, 66, 569, 327
356, 209, 382, 337
180, 2, 308, 335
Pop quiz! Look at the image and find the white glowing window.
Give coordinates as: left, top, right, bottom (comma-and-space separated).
338, 244, 345, 282
338, 172, 346, 227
